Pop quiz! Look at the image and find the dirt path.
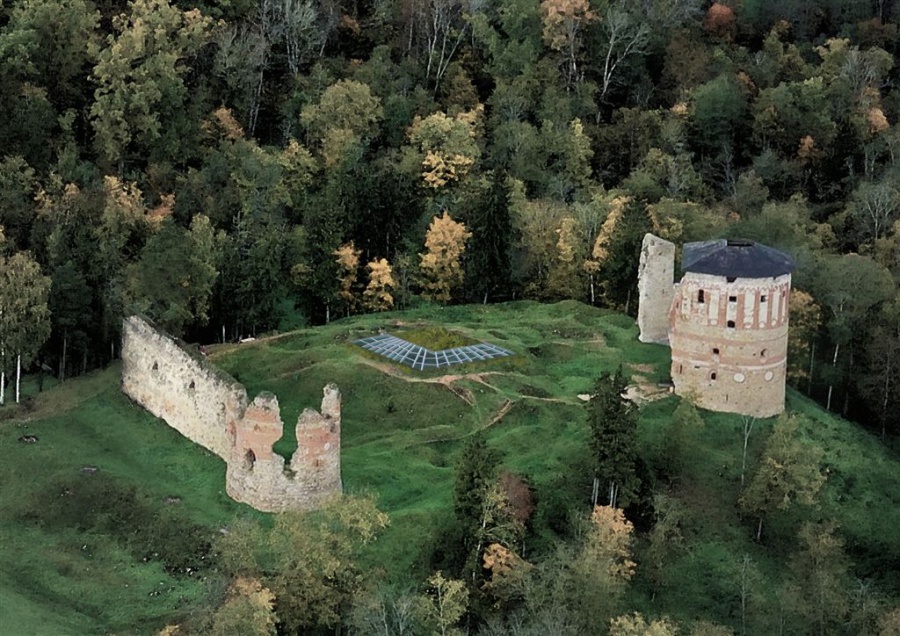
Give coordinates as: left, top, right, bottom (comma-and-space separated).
358, 358, 579, 407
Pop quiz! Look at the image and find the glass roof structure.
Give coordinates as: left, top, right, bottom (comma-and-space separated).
355, 334, 513, 371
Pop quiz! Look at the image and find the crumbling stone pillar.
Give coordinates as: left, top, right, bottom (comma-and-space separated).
637, 233, 675, 344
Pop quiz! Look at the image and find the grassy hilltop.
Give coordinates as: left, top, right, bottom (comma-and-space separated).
1, 301, 898, 634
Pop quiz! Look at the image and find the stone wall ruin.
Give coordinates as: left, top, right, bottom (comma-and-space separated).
121, 315, 341, 512
637, 234, 676, 344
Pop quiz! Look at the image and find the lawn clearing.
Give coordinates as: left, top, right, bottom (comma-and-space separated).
1, 300, 898, 633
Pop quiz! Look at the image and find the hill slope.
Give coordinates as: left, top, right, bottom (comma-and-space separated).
1, 300, 898, 633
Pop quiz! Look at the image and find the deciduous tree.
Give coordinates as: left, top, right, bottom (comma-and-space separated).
846, 180, 900, 246
334, 242, 361, 316
787, 289, 822, 390
406, 108, 482, 189
661, 398, 704, 480
300, 80, 383, 166
609, 612, 678, 636
209, 577, 278, 636
813, 254, 894, 411
595, 4, 651, 101
363, 259, 396, 312
540, 0, 596, 88
126, 215, 222, 337
90, 0, 212, 170
268, 495, 390, 633
416, 571, 468, 636
740, 414, 826, 541
420, 212, 471, 302
0, 250, 51, 404
786, 521, 851, 636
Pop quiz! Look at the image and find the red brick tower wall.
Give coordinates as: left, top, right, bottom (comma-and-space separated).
231, 392, 282, 463
669, 272, 791, 417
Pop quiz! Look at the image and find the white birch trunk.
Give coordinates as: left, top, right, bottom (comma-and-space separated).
60, 328, 67, 381
15, 354, 21, 404
826, 342, 840, 411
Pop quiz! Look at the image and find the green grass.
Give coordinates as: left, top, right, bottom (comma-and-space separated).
396, 326, 480, 349
0, 369, 252, 635
2, 300, 899, 633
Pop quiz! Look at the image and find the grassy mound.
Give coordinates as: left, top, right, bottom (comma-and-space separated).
1, 300, 898, 633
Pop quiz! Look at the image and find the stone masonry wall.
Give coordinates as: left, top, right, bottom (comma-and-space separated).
122, 315, 247, 458
637, 234, 676, 344
122, 315, 341, 511
226, 386, 342, 513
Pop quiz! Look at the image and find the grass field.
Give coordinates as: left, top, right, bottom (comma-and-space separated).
1, 300, 898, 634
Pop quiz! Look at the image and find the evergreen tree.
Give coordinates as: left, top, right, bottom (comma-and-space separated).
586, 367, 639, 509
453, 432, 501, 532
49, 260, 92, 380
466, 171, 513, 303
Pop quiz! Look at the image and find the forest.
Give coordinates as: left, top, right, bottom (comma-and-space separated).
0, 0, 899, 432
0, 0, 899, 633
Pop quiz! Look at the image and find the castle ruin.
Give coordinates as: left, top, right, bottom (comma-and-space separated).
638, 236, 795, 418
121, 315, 341, 512
637, 234, 676, 344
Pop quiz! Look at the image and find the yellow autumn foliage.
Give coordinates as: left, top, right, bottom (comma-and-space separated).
586, 505, 637, 581
419, 212, 471, 302
364, 258, 395, 311
592, 196, 630, 264
540, 0, 596, 52
334, 242, 361, 310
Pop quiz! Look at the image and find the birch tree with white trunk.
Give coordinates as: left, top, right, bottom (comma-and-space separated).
0, 250, 51, 405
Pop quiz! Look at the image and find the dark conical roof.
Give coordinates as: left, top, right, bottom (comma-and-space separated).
682, 239, 795, 278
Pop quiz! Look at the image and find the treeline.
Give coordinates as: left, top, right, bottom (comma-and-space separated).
0, 0, 898, 433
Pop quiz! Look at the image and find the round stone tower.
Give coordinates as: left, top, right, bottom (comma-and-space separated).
669, 239, 795, 418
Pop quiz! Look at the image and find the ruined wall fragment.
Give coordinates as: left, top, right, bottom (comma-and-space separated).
637, 234, 676, 344
225, 386, 342, 512
122, 315, 342, 512
121, 315, 247, 458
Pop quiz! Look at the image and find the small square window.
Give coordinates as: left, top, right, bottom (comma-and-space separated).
760, 294, 767, 302
727, 320, 736, 328
729, 295, 737, 302
713, 348, 720, 355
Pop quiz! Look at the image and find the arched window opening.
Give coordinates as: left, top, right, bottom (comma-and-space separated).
243, 449, 256, 471
697, 289, 705, 304
188, 380, 196, 390
710, 372, 717, 381
152, 362, 158, 371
